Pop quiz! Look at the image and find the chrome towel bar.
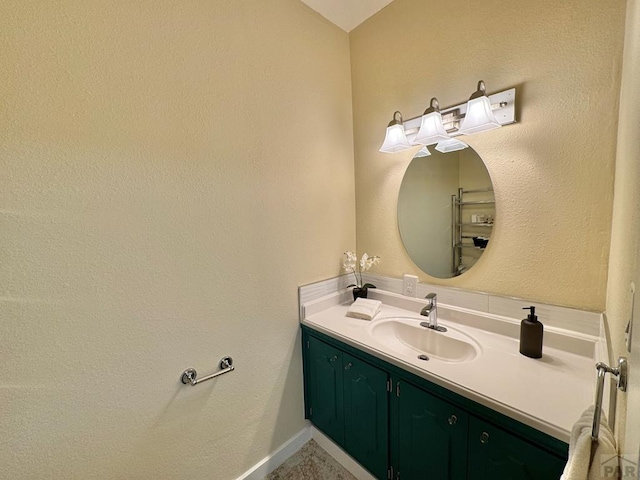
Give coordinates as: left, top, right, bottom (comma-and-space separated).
181, 356, 234, 386
591, 357, 627, 441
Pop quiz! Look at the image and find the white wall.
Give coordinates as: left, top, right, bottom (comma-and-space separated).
0, 1, 355, 478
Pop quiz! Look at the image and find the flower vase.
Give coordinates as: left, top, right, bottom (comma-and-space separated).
352, 287, 368, 301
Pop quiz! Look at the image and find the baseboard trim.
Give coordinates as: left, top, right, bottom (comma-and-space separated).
236, 426, 312, 480
311, 427, 377, 480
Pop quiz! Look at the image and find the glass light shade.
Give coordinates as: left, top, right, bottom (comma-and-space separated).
435, 138, 468, 153
413, 111, 450, 145
458, 96, 501, 135
414, 146, 431, 158
379, 124, 413, 153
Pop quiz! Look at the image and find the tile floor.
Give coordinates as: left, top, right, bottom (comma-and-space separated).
263, 440, 357, 480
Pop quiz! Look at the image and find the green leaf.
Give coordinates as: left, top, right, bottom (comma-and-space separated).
362, 283, 377, 289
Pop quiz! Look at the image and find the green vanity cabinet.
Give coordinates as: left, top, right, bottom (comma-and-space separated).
342, 353, 389, 480
394, 381, 469, 480
306, 335, 389, 479
307, 336, 345, 446
467, 416, 566, 480
302, 326, 568, 480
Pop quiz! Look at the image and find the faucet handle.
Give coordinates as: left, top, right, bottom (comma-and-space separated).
425, 292, 437, 305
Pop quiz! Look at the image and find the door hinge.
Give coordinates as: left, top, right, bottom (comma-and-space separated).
309, 407, 313, 416
387, 378, 392, 393
396, 381, 400, 397
387, 466, 393, 480
306, 340, 310, 349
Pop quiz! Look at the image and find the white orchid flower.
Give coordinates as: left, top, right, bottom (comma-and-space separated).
342, 250, 380, 289
362, 254, 380, 271
342, 251, 357, 272
359, 253, 369, 271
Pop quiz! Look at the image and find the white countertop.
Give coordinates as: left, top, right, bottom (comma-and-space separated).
301, 291, 599, 443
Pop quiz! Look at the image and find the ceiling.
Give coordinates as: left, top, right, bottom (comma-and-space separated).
299, 0, 396, 32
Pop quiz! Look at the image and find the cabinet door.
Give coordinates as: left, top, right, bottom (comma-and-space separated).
343, 354, 389, 480
396, 381, 468, 480
308, 336, 345, 446
467, 416, 566, 480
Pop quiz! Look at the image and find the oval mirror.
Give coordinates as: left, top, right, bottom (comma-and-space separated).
397, 141, 495, 278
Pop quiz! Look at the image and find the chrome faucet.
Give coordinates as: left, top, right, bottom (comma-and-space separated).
420, 293, 447, 332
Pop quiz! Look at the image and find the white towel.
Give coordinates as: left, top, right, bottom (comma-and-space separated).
561, 406, 618, 480
346, 298, 382, 320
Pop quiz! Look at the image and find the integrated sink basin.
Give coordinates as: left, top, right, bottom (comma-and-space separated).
369, 317, 480, 363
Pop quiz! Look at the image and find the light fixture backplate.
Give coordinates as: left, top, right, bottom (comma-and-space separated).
402, 88, 516, 143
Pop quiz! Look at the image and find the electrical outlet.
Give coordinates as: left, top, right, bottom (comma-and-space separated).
403, 274, 418, 297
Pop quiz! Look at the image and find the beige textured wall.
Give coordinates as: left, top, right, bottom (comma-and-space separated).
0, 1, 354, 479
606, 0, 640, 455
350, 0, 626, 311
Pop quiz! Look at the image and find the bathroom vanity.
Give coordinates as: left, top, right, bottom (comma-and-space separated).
300, 285, 602, 480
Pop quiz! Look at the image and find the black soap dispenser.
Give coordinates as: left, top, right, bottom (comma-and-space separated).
519, 306, 543, 358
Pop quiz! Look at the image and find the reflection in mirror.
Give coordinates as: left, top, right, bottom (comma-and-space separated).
397, 141, 495, 278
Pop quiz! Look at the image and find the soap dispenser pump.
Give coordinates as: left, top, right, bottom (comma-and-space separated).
519, 306, 543, 358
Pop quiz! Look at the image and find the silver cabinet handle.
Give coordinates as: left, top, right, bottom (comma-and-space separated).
329, 355, 338, 362
480, 432, 490, 444
344, 362, 352, 370
448, 415, 457, 425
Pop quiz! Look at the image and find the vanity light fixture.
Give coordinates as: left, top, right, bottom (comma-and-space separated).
413, 97, 450, 146
379, 111, 413, 153
435, 138, 468, 153
379, 81, 516, 154
414, 146, 432, 158
457, 80, 502, 135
